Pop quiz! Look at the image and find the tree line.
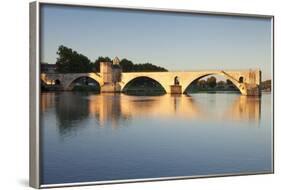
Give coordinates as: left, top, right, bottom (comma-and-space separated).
187, 76, 239, 91
55, 45, 167, 73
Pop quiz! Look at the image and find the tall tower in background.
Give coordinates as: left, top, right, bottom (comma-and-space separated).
113, 56, 120, 65
100, 62, 113, 84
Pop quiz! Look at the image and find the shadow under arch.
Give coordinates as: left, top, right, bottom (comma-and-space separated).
67, 76, 101, 92
183, 72, 243, 95
41, 79, 63, 91
122, 76, 166, 96
40, 79, 48, 87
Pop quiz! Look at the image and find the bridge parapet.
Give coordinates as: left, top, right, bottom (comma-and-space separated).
40, 66, 261, 96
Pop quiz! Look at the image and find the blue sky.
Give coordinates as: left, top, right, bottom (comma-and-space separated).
41, 4, 272, 80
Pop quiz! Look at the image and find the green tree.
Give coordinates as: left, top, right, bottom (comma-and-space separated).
119, 59, 167, 72
217, 80, 226, 86
119, 59, 134, 72
133, 63, 167, 72
56, 45, 93, 73
226, 79, 233, 85
197, 79, 207, 88
55, 45, 168, 73
206, 76, 217, 88
217, 80, 226, 89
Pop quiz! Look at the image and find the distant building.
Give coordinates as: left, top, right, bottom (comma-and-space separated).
41, 63, 57, 73
260, 79, 271, 92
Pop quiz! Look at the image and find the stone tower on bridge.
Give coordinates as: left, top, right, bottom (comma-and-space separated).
100, 57, 122, 92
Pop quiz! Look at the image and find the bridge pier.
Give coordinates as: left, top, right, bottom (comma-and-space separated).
101, 83, 122, 93
244, 85, 261, 96
170, 85, 182, 94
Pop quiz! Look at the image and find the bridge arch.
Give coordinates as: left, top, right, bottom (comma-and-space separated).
182, 71, 247, 95
65, 75, 102, 91
55, 79, 61, 85
122, 76, 167, 95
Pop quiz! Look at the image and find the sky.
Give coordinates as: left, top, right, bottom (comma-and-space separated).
40, 4, 273, 80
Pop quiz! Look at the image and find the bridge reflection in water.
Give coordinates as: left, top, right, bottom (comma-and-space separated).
41, 92, 261, 134
225, 96, 261, 121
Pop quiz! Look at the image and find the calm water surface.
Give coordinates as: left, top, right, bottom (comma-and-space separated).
40, 92, 273, 184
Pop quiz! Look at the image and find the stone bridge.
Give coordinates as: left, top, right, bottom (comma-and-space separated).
41, 62, 261, 96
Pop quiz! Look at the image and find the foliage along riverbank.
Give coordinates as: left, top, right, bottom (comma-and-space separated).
48, 45, 167, 73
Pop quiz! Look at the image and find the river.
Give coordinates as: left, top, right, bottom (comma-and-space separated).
40, 92, 273, 185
